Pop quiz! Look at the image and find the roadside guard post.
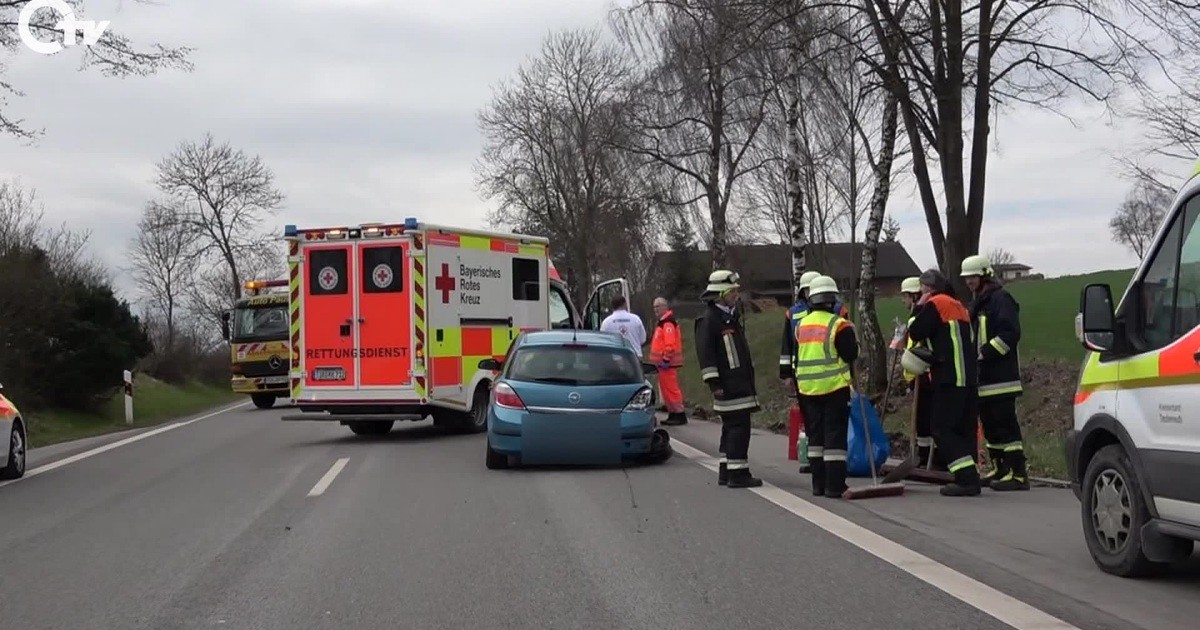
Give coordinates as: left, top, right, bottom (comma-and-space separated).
124, 369, 133, 424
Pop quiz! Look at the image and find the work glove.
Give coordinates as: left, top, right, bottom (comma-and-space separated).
658, 361, 671, 369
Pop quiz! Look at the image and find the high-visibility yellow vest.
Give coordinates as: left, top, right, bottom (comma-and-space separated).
794, 309, 853, 396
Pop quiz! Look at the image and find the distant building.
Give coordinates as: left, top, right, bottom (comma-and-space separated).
994, 263, 1034, 282
648, 242, 922, 316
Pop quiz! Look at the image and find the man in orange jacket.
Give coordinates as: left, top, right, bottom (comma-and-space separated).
651, 297, 687, 425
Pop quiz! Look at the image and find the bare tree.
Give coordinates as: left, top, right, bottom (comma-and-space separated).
612, 0, 777, 269
848, 0, 1173, 294
0, 1, 192, 140
1110, 180, 1172, 258
155, 133, 285, 301
987, 247, 1016, 267
126, 200, 197, 352
882, 215, 900, 242
0, 178, 104, 283
476, 28, 657, 307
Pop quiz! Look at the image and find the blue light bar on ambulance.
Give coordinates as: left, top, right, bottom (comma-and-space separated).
404, 217, 419, 229
284, 224, 297, 237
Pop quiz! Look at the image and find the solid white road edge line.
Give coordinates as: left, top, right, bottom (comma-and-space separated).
307, 458, 350, 497
670, 438, 1080, 630
0, 401, 250, 489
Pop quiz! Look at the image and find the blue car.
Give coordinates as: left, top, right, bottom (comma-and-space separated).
482, 330, 673, 469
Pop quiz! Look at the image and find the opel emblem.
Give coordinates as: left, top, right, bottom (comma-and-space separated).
568, 391, 581, 405
268, 355, 283, 370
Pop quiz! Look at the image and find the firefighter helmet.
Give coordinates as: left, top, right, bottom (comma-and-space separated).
798, 271, 821, 291
900, 276, 921, 294
960, 254, 993, 278
901, 347, 934, 375
807, 275, 839, 305
701, 269, 741, 300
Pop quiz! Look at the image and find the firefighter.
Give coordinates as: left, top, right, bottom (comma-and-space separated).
961, 254, 1028, 491
899, 276, 941, 470
695, 269, 763, 488
650, 297, 687, 426
905, 269, 982, 497
779, 271, 850, 386
793, 275, 858, 498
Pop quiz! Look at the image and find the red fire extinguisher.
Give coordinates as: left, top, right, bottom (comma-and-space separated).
787, 400, 805, 461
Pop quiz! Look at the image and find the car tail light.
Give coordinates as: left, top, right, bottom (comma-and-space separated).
624, 387, 653, 411
493, 382, 526, 410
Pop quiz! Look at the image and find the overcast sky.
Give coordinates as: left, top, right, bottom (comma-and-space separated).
0, 0, 1180, 303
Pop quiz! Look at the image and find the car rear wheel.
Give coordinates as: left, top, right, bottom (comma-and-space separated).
486, 440, 508, 470
251, 393, 276, 409
1, 421, 26, 480
347, 420, 394, 436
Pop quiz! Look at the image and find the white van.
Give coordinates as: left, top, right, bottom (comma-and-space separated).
1073, 161, 1200, 576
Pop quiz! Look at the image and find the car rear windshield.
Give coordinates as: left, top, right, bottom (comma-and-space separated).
506, 345, 642, 385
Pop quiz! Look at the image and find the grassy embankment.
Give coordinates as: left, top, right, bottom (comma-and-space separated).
23, 374, 240, 448
672, 268, 1135, 479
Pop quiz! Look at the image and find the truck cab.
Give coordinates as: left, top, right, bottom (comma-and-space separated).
1072, 160, 1200, 576
221, 279, 292, 409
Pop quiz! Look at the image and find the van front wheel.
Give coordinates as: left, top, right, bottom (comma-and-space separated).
1081, 444, 1162, 577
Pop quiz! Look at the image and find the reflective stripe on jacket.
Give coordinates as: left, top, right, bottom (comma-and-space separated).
971, 282, 1023, 397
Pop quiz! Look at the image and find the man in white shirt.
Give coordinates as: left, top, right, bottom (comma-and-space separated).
600, 295, 646, 357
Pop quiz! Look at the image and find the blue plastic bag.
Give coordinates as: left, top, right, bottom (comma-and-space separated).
847, 391, 890, 477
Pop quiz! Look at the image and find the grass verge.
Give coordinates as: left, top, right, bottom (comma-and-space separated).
23, 374, 240, 448
670, 269, 1134, 480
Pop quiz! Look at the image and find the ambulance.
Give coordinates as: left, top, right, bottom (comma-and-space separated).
281, 218, 630, 436
1072, 160, 1200, 577
221, 279, 291, 409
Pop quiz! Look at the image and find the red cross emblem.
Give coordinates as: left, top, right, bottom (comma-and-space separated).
435, 263, 456, 303
317, 266, 339, 291
372, 263, 393, 288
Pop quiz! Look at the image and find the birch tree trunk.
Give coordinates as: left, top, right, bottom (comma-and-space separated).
856, 92, 900, 395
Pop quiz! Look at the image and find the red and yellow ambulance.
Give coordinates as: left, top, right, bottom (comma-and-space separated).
281, 219, 628, 436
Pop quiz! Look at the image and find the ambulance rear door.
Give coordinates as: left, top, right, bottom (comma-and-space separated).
355, 237, 415, 393
301, 240, 358, 390
582, 278, 632, 330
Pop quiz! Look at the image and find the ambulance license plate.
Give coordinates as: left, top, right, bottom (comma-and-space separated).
312, 367, 345, 381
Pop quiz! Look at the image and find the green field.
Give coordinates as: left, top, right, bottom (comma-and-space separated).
670, 268, 1136, 478
23, 375, 240, 448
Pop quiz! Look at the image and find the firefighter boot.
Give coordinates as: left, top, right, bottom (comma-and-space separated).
663, 412, 687, 426
824, 460, 848, 498
718, 461, 728, 486
727, 467, 764, 489
980, 448, 1007, 488
940, 465, 982, 497
991, 450, 1030, 491
808, 458, 826, 497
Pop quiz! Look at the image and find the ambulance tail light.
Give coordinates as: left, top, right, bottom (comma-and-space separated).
493, 382, 526, 410
325, 229, 347, 240
230, 364, 243, 375
414, 341, 425, 365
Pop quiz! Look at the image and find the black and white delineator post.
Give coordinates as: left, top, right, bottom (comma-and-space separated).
123, 370, 133, 424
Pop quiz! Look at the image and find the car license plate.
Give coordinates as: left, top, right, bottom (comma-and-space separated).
312, 367, 345, 381
263, 376, 289, 385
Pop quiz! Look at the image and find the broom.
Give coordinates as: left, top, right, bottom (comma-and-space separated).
842, 380, 906, 500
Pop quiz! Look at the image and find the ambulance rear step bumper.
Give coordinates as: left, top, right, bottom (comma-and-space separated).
281, 413, 425, 422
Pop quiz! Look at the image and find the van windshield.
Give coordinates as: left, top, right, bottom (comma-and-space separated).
506, 345, 641, 385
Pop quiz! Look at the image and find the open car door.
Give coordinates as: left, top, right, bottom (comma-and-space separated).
582, 278, 631, 331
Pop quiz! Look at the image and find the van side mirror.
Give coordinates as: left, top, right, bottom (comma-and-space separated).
220, 311, 231, 341
479, 358, 502, 371
1080, 283, 1116, 352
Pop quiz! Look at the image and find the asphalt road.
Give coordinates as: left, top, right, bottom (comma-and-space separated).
0, 404, 1196, 630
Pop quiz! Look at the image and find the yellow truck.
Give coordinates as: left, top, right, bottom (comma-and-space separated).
221, 279, 291, 409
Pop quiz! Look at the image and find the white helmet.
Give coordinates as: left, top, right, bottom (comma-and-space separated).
798, 270, 821, 291
900, 276, 921, 294
807, 275, 839, 305
702, 269, 741, 299
901, 347, 934, 375
960, 254, 992, 278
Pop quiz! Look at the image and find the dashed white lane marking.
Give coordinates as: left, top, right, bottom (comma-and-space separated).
307, 458, 350, 497
670, 438, 1080, 630
0, 401, 250, 489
